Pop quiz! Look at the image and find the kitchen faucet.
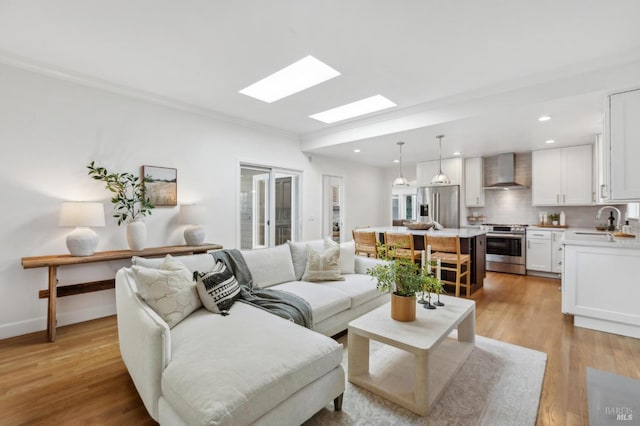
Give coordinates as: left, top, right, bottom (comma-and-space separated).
595, 206, 622, 231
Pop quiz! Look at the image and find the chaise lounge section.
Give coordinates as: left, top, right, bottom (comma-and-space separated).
116, 239, 388, 425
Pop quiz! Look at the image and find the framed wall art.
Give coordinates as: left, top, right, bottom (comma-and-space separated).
142, 165, 177, 206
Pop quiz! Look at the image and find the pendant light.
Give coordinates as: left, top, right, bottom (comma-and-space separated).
431, 134, 451, 184
393, 141, 409, 187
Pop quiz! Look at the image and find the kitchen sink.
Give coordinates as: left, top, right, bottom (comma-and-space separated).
573, 231, 615, 241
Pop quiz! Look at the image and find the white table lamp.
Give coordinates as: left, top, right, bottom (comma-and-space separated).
59, 202, 105, 256
180, 205, 208, 246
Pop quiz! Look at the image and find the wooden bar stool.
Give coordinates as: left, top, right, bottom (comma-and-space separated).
384, 232, 420, 263
424, 234, 471, 297
352, 230, 378, 258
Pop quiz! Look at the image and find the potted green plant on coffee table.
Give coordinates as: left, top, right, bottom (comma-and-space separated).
366, 244, 426, 322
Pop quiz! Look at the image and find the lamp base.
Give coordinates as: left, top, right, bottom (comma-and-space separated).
66, 227, 99, 256
184, 226, 205, 246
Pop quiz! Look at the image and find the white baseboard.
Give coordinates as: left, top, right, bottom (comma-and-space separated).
574, 315, 640, 339
0, 304, 116, 340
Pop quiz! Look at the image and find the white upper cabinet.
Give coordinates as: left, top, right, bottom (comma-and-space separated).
464, 157, 485, 207
416, 157, 462, 186
532, 149, 562, 205
594, 133, 609, 203
532, 145, 593, 206
606, 88, 640, 201
563, 145, 594, 205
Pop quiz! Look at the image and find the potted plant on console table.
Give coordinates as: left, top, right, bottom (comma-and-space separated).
366, 244, 426, 322
87, 161, 155, 251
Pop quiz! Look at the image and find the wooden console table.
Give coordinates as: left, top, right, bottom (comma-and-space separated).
21, 244, 223, 342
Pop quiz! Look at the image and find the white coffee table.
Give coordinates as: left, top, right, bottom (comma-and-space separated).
347, 294, 475, 416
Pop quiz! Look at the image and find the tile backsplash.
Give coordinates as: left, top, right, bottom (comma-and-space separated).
463, 152, 627, 228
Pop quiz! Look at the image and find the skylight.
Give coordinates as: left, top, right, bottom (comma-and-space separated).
309, 95, 396, 124
239, 56, 340, 103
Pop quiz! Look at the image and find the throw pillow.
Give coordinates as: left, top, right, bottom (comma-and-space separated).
132, 261, 202, 328
323, 237, 356, 274
302, 244, 345, 282
287, 240, 323, 280
240, 244, 296, 288
194, 260, 241, 314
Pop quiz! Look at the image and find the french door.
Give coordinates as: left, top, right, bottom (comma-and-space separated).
239, 164, 301, 249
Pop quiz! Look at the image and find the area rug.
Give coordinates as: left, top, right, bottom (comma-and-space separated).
305, 335, 547, 426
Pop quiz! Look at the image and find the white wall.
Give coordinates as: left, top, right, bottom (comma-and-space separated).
0, 63, 386, 339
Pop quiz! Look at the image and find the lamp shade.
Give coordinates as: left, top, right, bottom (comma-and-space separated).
59, 202, 105, 227
179, 205, 208, 225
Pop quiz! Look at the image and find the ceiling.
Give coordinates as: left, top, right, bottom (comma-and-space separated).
1, 1, 640, 168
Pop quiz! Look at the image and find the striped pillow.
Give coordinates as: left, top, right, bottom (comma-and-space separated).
194, 261, 241, 315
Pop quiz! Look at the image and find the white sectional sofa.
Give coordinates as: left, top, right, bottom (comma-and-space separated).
115, 239, 389, 425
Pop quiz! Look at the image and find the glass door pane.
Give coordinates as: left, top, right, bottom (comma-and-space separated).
240, 165, 300, 249
274, 172, 300, 245
323, 175, 343, 243
240, 166, 271, 249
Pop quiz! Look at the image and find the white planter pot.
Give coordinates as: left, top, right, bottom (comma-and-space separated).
126, 220, 147, 251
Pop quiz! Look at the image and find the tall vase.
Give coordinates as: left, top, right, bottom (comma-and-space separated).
126, 220, 147, 251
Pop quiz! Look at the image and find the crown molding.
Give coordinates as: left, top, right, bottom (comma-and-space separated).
0, 50, 298, 141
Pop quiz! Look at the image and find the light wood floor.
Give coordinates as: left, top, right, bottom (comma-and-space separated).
1, 272, 639, 425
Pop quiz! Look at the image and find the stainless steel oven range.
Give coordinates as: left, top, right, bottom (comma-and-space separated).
481, 224, 527, 275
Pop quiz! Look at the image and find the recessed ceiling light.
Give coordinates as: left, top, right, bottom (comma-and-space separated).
538, 115, 551, 122
545, 139, 555, 144
393, 159, 400, 163
453, 152, 461, 156
239, 55, 340, 103
309, 95, 396, 124
353, 149, 361, 153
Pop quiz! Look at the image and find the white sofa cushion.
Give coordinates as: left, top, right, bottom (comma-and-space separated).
163, 303, 343, 426
132, 258, 202, 328
320, 273, 382, 308
241, 244, 296, 288
339, 241, 356, 274
132, 253, 216, 273
287, 240, 323, 280
273, 281, 351, 324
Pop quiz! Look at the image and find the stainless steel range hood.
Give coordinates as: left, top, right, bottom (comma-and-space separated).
483, 153, 527, 190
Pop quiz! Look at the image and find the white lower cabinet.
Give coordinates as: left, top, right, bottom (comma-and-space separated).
526, 230, 551, 271
526, 229, 565, 274
551, 231, 565, 273
563, 242, 640, 338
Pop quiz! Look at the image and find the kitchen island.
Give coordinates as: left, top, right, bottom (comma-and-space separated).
562, 231, 640, 339
368, 227, 486, 294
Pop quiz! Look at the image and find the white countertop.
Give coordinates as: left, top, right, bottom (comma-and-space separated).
369, 226, 487, 238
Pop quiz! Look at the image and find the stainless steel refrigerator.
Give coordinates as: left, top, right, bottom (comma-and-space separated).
417, 185, 460, 228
